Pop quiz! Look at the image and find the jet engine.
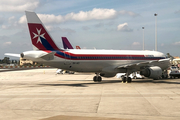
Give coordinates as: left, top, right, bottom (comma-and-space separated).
140, 66, 162, 79
100, 73, 116, 78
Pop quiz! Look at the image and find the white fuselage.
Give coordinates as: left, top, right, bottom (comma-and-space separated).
22, 49, 168, 73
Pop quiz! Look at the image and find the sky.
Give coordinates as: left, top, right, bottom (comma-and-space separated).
0, 0, 180, 59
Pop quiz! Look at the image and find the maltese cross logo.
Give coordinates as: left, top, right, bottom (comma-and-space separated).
33, 28, 45, 44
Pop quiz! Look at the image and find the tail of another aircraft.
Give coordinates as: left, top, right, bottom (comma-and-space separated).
62, 37, 74, 49
76, 46, 81, 49
25, 11, 61, 51
62, 37, 81, 49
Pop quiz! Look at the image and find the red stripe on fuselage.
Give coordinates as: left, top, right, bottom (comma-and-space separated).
43, 50, 162, 61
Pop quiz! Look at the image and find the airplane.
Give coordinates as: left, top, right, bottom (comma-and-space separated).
62, 37, 74, 49
5, 11, 170, 83
62, 38, 152, 80
62, 37, 81, 49
76, 46, 81, 49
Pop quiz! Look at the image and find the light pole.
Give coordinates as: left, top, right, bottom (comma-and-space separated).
142, 27, 145, 50
154, 13, 157, 51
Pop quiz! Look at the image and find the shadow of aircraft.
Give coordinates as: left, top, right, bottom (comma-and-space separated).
132, 79, 180, 84
38, 80, 122, 87
36, 78, 180, 88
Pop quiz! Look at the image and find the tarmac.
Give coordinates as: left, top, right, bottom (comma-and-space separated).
0, 68, 180, 120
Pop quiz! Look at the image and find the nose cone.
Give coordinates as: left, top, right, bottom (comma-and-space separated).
155, 51, 166, 58
159, 52, 166, 58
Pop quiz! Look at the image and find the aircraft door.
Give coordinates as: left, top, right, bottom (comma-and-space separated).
127, 55, 132, 63
64, 51, 71, 65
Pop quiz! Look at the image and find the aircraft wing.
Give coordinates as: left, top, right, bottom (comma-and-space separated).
5, 53, 20, 57
117, 58, 170, 70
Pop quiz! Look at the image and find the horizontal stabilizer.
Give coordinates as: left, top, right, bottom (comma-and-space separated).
5, 53, 20, 57
39, 51, 56, 60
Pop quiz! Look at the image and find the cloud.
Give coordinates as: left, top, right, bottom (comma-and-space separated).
0, 0, 39, 12
132, 42, 140, 46
175, 10, 180, 14
119, 10, 139, 17
60, 28, 76, 34
1, 25, 7, 29
117, 23, 133, 32
19, 8, 138, 24
38, 14, 64, 24
18, 15, 26, 24
19, 14, 64, 24
94, 23, 104, 28
0, 16, 4, 25
64, 8, 117, 21
173, 41, 180, 45
3, 41, 11, 46
1, 16, 19, 30
8, 16, 15, 21
8, 16, 16, 24
82, 26, 90, 30
0, 35, 9, 41
45, 26, 75, 34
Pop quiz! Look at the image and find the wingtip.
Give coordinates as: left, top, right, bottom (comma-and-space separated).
5, 53, 20, 57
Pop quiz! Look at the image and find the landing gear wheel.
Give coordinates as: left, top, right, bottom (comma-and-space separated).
93, 76, 97, 82
97, 76, 102, 82
93, 76, 102, 82
122, 77, 132, 83
127, 77, 132, 83
122, 77, 126, 83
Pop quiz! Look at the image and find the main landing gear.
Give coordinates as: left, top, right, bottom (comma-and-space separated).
122, 77, 132, 83
122, 71, 132, 83
93, 73, 102, 82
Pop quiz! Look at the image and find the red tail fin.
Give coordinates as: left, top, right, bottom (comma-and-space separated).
25, 11, 60, 51
76, 46, 81, 49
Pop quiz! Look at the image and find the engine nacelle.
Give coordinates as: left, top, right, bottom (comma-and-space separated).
140, 66, 162, 79
100, 73, 116, 78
